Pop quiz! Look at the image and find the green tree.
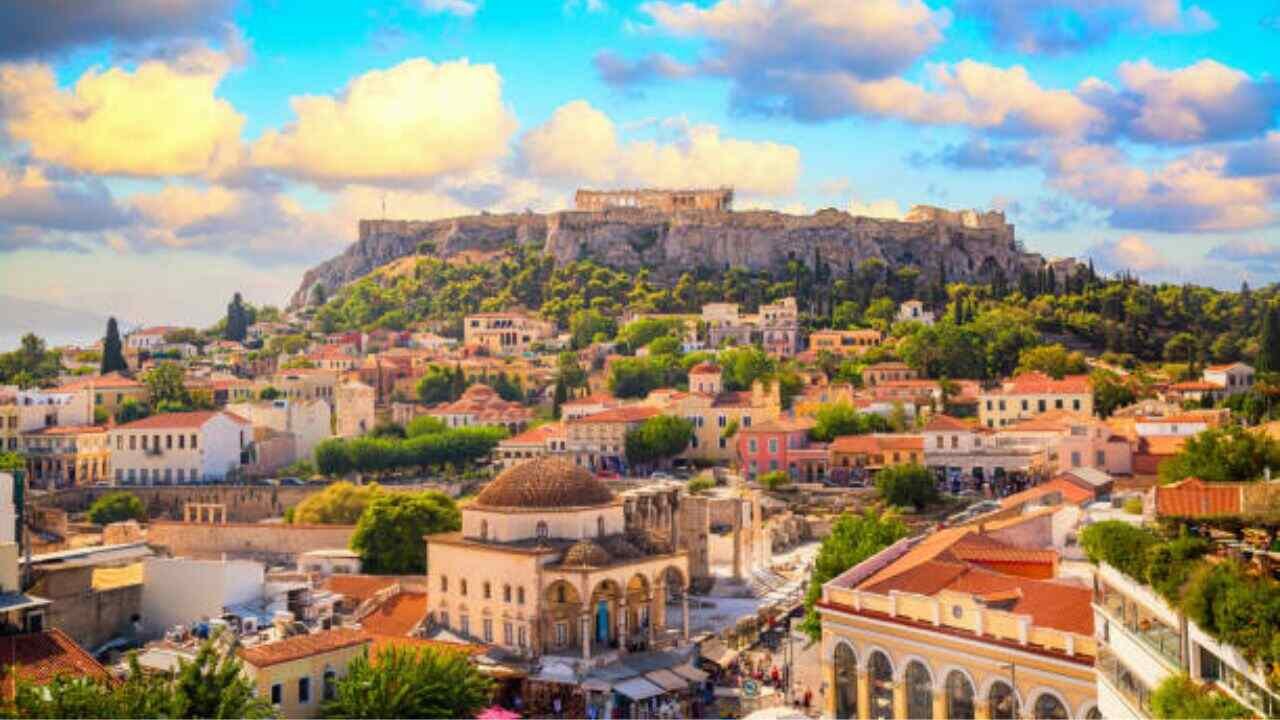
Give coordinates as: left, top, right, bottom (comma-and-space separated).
142, 362, 190, 409
101, 317, 128, 374
687, 475, 715, 493
405, 415, 448, 438
168, 638, 274, 719
616, 317, 684, 351
717, 346, 775, 390
1091, 369, 1136, 418
1257, 303, 1280, 373
1158, 425, 1280, 484
416, 365, 462, 404
1015, 343, 1087, 379
758, 470, 791, 491
115, 398, 151, 424
257, 386, 283, 401
874, 463, 939, 510
1080, 520, 1158, 581
625, 415, 694, 468
0, 333, 62, 388
1150, 674, 1250, 719
608, 357, 666, 398
800, 510, 910, 640
224, 292, 249, 342
292, 481, 383, 524
315, 438, 354, 477
568, 309, 617, 349
321, 645, 492, 719
350, 492, 461, 574
557, 351, 588, 390
87, 491, 146, 525
810, 402, 890, 442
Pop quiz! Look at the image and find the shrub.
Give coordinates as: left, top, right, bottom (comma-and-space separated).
687, 476, 715, 494
1145, 535, 1211, 601
1123, 496, 1143, 514
87, 491, 146, 525
1150, 675, 1250, 719
758, 471, 791, 491
1080, 520, 1158, 581
874, 464, 938, 510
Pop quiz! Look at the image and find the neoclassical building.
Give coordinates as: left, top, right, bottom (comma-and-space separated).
425, 458, 691, 660
817, 524, 1099, 720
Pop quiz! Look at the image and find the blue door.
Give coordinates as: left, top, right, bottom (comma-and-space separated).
596, 600, 609, 643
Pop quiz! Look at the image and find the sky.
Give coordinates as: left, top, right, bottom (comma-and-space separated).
0, 0, 1278, 333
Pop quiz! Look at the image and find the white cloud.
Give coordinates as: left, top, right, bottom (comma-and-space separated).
420, 0, 479, 17
520, 100, 801, 196
251, 58, 517, 185
961, 0, 1215, 54
0, 46, 244, 177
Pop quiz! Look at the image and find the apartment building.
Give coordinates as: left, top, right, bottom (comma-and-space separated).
808, 329, 883, 357
861, 362, 919, 387
225, 398, 333, 466
238, 628, 371, 719
56, 372, 148, 418
21, 425, 109, 488
494, 422, 567, 469
462, 312, 555, 355
979, 373, 1093, 428
701, 298, 801, 356
108, 410, 249, 484
564, 405, 660, 472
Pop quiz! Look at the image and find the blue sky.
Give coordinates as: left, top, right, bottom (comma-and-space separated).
0, 0, 1278, 333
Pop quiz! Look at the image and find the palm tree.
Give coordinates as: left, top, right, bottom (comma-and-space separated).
322, 645, 493, 719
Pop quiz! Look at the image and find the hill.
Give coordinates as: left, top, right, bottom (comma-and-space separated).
0, 295, 114, 351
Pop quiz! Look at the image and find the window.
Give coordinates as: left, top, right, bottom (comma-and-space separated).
191, 434, 198, 449
767, 438, 778, 454
718, 415, 726, 427
483, 582, 491, 599
298, 677, 311, 704
483, 618, 493, 642
597, 516, 605, 537
518, 626, 528, 648
950, 435, 958, 449
270, 684, 282, 706
743, 416, 752, 427
129, 435, 137, 450
936, 436, 944, 449
1096, 450, 1106, 467
323, 669, 337, 701
441, 575, 448, 592
1073, 399, 1081, 411
176, 469, 185, 482
115, 469, 123, 483
166, 434, 173, 449
718, 437, 726, 449
504, 621, 513, 645
986, 400, 993, 411
460, 615, 470, 635
439, 611, 449, 628
1055, 399, 1064, 409
999, 400, 1006, 411
178, 434, 185, 449
1038, 399, 1047, 412
517, 586, 525, 604
555, 621, 568, 646
504, 585, 512, 603
1071, 451, 1081, 467
479, 520, 488, 540
536, 521, 549, 539
748, 439, 758, 453
460, 579, 468, 596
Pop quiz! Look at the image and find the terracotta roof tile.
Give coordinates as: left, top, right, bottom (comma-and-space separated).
998, 478, 1095, 509
922, 415, 973, 431
323, 575, 399, 604
1155, 478, 1243, 517
57, 372, 143, 391
0, 630, 111, 700
567, 406, 660, 424
238, 628, 369, 668
113, 410, 250, 431
502, 422, 565, 445
997, 372, 1091, 395
359, 592, 428, 637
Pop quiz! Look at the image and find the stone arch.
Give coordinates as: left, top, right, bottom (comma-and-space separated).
1029, 688, 1070, 720
866, 648, 895, 720
657, 565, 687, 591
543, 580, 582, 651
589, 578, 623, 649
1080, 702, 1102, 720
833, 642, 858, 720
944, 669, 976, 720
894, 654, 934, 683
903, 659, 933, 720
984, 679, 1021, 720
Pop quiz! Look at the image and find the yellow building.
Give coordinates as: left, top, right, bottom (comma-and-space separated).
817, 524, 1099, 720
0, 402, 17, 452
808, 329, 883, 356
238, 628, 371, 719
21, 424, 110, 488
642, 362, 783, 463
463, 312, 556, 355
978, 373, 1094, 429
56, 373, 149, 419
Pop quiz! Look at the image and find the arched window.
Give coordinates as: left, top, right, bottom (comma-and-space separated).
536, 521, 549, 539
517, 586, 525, 605
1033, 693, 1069, 720
322, 667, 337, 701
904, 661, 932, 719
597, 516, 605, 537
833, 644, 857, 720
868, 652, 894, 720
460, 579, 468, 596
480, 520, 488, 540
483, 582, 491, 599
945, 671, 975, 720
1083, 706, 1102, 720
989, 682, 1019, 720
503, 584, 511, 603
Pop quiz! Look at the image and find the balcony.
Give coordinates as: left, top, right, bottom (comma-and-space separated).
1097, 648, 1153, 718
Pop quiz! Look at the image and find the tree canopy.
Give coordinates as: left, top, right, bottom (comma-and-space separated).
0, 333, 62, 388
800, 510, 909, 640
625, 415, 694, 468
1015, 343, 1087, 379
87, 491, 146, 525
1158, 425, 1280, 484
809, 402, 890, 442
290, 481, 382, 525
101, 318, 128, 374
874, 463, 939, 510
350, 491, 461, 574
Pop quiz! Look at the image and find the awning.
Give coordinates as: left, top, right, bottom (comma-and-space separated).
699, 641, 739, 668
645, 669, 688, 692
613, 677, 665, 701
581, 678, 613, 692
673, 664, 708, 683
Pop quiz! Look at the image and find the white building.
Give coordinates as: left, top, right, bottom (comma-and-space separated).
124, 326, 178, 352
896, 299, 935, 325
1094, 562, 1280, 718
141, 557, 265, 637
2, 386, 91, 432
1202, 362, 1255, 397
108, 410, 250, 484
1131, 414, 1212, 438
226, 398, 332, 464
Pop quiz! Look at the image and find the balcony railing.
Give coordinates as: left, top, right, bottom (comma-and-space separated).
1097, 648, 1153, 718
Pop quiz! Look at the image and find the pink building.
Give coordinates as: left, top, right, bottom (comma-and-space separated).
736, 417, 824, 480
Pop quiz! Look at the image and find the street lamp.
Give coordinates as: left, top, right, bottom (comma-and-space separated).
997, 662, 1019, 719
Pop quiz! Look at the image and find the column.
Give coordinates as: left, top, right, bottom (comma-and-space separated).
892, 682, 907, 720
681, 591, 690, 641
932, 689, 946, 720
581, 613, 591, 660
618, 600, 628, 653
822, 662, 837, 718
857, 672, 870, 720
974, 700, 991, 720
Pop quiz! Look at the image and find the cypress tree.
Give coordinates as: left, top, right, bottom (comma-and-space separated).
100, 317, 128, 374
1258, 303, 1280, 373
224, 292, 248, 342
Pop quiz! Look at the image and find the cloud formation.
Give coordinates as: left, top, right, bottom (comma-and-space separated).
251, 58, 517, 185
960, 0, 1214, 54
420, 0, 480, 17
1206, 239, 1280, 271
594, 51, 694, 89
1084, 235, 1170, 275
0, 0, 236, 59
0, 164, 133, 251
520, 100, 801, 195
0, 47, 244, 177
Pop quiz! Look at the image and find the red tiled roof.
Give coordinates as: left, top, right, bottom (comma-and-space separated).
1155, 478, 1243, 517
741, 416, 814, 434
24, 424, 105, 436
113, 410, 249, 430
830, 434, 923, 453
562, 393, 616, 406
359, 592, 428, 637
567, 406, 660, 424
1169, 381, 1222, 391
238, 628, 370, 668
951, 534, 1060, 564
998, 372, 1091, 395
922, 414, 973, 431
502, 422, 565, 445
323, 575, 399, 604
1003, 410, 1092, 433
999, 478, 1096, 509
689, 362, 721, 375
0, 629, 112, 700
1137, 436, 1186, 456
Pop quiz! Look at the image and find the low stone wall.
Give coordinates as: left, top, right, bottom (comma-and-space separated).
146, 521, 357, 565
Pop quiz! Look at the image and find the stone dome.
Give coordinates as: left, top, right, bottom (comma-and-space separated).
474, 457, 615, 509
562, 539, 612, 568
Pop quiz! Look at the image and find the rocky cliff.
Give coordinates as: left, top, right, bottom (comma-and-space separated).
290, 206, 1043, 308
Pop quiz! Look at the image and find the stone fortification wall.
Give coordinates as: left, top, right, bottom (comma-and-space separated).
291, 205, 1033, 308
146, 521, 356, 564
